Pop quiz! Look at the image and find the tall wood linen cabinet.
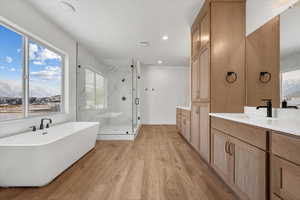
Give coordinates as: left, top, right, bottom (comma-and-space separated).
191, 0, 245, 163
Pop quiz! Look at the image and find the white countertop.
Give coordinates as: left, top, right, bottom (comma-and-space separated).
176, 106, 191, 111
210, 113, 300, 137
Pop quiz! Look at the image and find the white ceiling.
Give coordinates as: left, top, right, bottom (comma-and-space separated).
26, 0, 204, 67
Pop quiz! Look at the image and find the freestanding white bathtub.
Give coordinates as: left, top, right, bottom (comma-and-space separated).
0, 122, 99, 187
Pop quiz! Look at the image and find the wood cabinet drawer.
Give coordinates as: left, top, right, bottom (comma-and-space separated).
272, 155, 300, 200
183, 110, 191, 119
272, 132, 300, 166
211, 117, 268, 150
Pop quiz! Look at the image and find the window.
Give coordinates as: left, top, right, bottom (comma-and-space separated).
0, 25, 24, 121
85, 69, 106, 109
282, 69, 300, 107
28, 41, 63, 116
0, 23, 64, 122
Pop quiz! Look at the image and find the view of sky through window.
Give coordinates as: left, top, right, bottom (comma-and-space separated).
28, 41, 63, 116
0, 25, 24, 121
0, 24, 63, 121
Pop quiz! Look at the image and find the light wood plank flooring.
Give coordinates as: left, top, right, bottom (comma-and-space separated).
0, 125, 237, 200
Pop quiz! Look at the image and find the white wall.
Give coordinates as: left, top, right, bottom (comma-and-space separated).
246, 0, 299, 35
0, 1, 104, 138
141, 66, 188, 125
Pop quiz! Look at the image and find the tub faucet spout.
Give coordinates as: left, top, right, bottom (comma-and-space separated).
40, 118, 52, 130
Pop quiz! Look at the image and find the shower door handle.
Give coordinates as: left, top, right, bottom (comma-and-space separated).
135, 98, 140, 105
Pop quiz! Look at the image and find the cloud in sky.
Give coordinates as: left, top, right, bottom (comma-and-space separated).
30, 65, 61, 80
10, 67, 16, 72
33, 61, 44, 65
5, 56, 13, 63
0, 80, 59, 98
29, 43, 61, 62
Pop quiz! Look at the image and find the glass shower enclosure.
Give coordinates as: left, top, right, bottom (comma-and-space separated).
77, 61, 141, 140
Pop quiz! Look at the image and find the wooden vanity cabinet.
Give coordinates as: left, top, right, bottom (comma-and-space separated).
272, 156, 300, 200
191, 24, 200, 61
191, 104, 200, 152
210, 1, 245, 113
199, 48, 210, 102
183, 110, 191, 142
271, 132, 300, 200
231, 136, 266, 200
191, 29, 210, 103
190, 0, 245, 165
211, 117, 267, 200
200, 13, 210, 48
211, 128, 234, 183
176, 108, 191, 143
176, 108, 181, 131
191, 103, 210, 162
191, 0, 245, 111
199, 102, 210, 162
192, 57, 200, 102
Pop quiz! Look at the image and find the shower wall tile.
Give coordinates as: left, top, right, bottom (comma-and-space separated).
107, 67, 132, 125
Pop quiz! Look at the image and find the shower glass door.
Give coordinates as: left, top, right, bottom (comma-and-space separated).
132, 61, 141, 133
77, 60, 140, 139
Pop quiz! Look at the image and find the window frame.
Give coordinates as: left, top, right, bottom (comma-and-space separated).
84, 67, 107, 110
0, 20, 66, 122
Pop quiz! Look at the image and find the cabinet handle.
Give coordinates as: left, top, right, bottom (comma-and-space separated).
225, 141, 229, 153
228, 143, 234, 156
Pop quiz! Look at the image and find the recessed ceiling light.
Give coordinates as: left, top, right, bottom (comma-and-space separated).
162, 35, 169, 40
60, 1, 76, 13
158, 60, 163, 64
137, 41, 150, 47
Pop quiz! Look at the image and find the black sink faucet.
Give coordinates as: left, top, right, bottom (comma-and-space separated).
282, 100, 299, 109
40, 118, 52, 130
256, 99, 272, 118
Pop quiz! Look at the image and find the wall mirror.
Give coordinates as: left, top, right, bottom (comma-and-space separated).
280, 0, 300, 107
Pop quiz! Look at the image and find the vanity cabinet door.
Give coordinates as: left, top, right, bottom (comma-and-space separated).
199, 48, 210, 102
192, 58, 200, 102
210, 1, 245, 113
181, 113, 186, 138
191, 104, 200, 152
211, 129, 233, 183
232, 137, 266, 200
192, 25, 200, 61
200, 13, 210, 48
272, 155, 300, 200
176, 109, 181, 132
185, 112, 191, 142
199, 103, 210, 162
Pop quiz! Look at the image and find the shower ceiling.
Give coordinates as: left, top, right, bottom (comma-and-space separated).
26, 0, 204, 67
